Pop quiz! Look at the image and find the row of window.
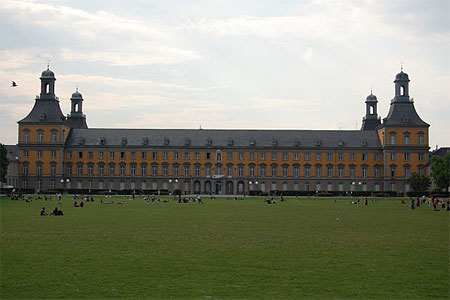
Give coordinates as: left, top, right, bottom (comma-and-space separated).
22, 162, 423, 179
65, 150, 386, 162
22, 130, 58, 143
389, 132, 425, 145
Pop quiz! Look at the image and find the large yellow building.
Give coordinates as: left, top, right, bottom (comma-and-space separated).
15, 68, 429, 195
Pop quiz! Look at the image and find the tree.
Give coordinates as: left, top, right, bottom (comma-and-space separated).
408, 172, 431, 194
0, 143, 9, 184
431, 153, 450, 193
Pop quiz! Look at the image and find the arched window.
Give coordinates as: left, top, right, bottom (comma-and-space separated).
400, 85, 405, 96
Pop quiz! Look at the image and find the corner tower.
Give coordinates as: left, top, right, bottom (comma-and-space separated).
66, 89, 88, 129
361, 91, 381, 130
17, 67, 70, 192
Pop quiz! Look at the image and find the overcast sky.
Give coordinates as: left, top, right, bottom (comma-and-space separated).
0, 0, 449, 147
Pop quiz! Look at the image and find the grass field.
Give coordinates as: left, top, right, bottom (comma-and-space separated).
1, 195, 449, 299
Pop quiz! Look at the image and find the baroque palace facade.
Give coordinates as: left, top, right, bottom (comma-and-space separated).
14, 67, 429, 195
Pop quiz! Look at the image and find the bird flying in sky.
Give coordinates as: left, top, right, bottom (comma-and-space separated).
11, 81, 18, 87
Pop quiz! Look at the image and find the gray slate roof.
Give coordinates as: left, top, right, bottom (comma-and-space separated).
66, 128, 381, 148
18, 99, 66, 124
383, 101, 429, 127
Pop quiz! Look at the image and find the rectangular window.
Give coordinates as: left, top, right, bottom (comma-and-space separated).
338, 153, 344, 161
350, 153, 355, 161
404, 135, 410, 145
184, 152, 190, 160
375, 166, 380, 178
316, 153, 321, 161
184, 165, 190, 176
260, 165, 266, 177
391, 153, 396, 161
120, 165, 125, 175
23, 164, 29, 175
239, 152, 244, 160
206, 165, 211, 176
77, 164, 83, 175
362, 153, 367, 161
141, 165, 147, 176
260, 152, 266, 160
304, 166, 310, 177
390, 134, 396, 145
327, 166, 333, 177
51, 131, 57, 143
327, 153, 333, 161
152, 165, 158, 176
294, 166, 299, 178
315, 166, 321, 178
283, 152, 288, 160
131, 165, 136, 176
120, 152, 125, 159
227, 166, 233, 177
36, 164, 42, 176
163, 152, 168, 160
37, 150, 43, 158
88, 165, 93, 175
282, 165, 288, 177
195, 165, 200, 176
404, 153, 410, 161
375, 153, 380, 161
272, 152, 277, 161
109, 165, 115, 176
51, 150, 56, 158
216, 165, 222, 175
173, 152, 178, 159
418, 153, 424, 161
404, 166, 411, 178
23, 131, 29, 143
66, 164, 72, 175
88, 151, 93, 159
227, 152, 233, 159
294, 152, 299, 160
152, 152, 158, 159
110, 152, 115, 159
23, 150, 29, 158
141, 151, 147, 159
305, 153, 310, 161
271, 166, 277, 177
195, 152, 200, 159
250, 152, 255, 160
131, 152, 136, 159
99, 164, 104, 175
78, 151, 83, 159
338, 166, 344, 178
418, 135, 424, 145
163, 165, 168, 176
249, 165, 255, 177
37, 131, 44, 142
99, 151, 104, 159
239, 165, 244, 177
206, 152, 211, 160
350, 166, 355, 178
362, 166, 367, 178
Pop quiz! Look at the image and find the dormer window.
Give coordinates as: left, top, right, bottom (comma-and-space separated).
142, 138, 149, 145
121, 138, 127, 145
39, 113, 46, 120
362, 140, 368, 147
272, 140, 278, 146
316, 140, 322, 147
206, 138, 213, 146
184, 138, 191, 146
249, 139, 256, 146
294, 140, 300, 146
338, 140, 345, 147
227, 138, 234, 146
163, 138, 170, 146
100, 138, 106, 145
79, 138, 85, 145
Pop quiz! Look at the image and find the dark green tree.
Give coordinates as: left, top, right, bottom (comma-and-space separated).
408, 172, 431, 194
430, 153, 450, 193
0, 143, 9, 184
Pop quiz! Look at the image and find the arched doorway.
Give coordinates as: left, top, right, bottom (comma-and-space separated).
205, 180, 211, 194
194, 180, 201, 194
237, 181, 245, 195
226, 181, 234, 195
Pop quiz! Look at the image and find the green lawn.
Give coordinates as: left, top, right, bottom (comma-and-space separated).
1, 195, 449, 299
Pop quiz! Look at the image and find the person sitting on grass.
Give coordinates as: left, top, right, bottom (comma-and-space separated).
73, 201, 79, 207
40, 207, 47, 216
51, 207, 64, 216
80, 201, 84, 207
